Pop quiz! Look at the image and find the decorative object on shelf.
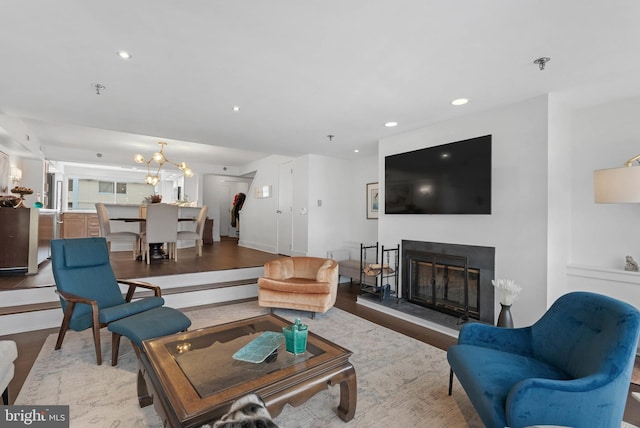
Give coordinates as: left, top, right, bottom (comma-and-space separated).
626, 256, 639, 272
0, 195, 20, 208
133, 141, 194, 186
232, 332, 283, 364
10, 186, 33, 208
492, 278, 522, 328
143, 194, 162, 204
283, 318, 308, 355
366, 182, 379, 219
34, 192, 43, 209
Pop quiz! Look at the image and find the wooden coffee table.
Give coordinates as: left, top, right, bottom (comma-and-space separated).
138, 314, 357, 427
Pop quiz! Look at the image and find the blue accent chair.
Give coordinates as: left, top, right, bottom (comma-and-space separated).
447, 291, 640, 428
51, 238, 180, 365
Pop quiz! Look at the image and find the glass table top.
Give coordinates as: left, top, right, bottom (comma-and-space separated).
165, 317, 322, 398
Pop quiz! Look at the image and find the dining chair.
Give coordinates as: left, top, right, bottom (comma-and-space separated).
177, 205, 208, 257
95, 202, 140, 260
141, 203, 179, 264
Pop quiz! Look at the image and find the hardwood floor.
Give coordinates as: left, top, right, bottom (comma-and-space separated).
1, 242, 638, 425
0, 237, 282, 290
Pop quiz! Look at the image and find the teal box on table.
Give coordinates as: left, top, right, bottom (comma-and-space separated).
283, 318, 308, 354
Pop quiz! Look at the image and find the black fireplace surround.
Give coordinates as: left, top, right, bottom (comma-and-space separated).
402, 240, 495, 325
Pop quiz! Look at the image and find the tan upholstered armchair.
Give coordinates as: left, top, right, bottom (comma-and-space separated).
257, 257, 339, 319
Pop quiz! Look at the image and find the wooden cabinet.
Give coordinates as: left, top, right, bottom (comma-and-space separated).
0, 208, 40, 274
87, 213, 100, 237
61, 212, 100, 238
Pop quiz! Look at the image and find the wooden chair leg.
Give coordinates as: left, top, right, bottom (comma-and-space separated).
311, 312, 316, 320
90, 305, 102, 365
111, 332, 122, 366
55, 303, 75, 350
449, 368, 454, 395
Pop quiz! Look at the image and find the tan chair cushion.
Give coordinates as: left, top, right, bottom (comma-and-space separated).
258, 257, 339, 314
257, 277, 333, 294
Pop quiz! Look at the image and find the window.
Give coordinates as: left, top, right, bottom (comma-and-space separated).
98, 181, 114, 193
116, 182, 127, 194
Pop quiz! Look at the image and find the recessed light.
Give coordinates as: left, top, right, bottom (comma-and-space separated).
117, 51, 132, 59
385, 122, 398, 127
232, 106, 240, 112
354, 149, 360, 153
451, 98, 469, 106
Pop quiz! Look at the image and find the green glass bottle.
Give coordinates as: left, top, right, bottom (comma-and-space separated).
34, 192, 43, 208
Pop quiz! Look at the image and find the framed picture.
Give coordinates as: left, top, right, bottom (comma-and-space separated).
366, 182, 379, 219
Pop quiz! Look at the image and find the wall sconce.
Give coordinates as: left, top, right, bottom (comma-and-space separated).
594, 154, 640, 203
10, 166, 22, 183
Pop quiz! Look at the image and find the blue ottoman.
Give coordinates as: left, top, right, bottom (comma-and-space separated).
108, 306, 191, 366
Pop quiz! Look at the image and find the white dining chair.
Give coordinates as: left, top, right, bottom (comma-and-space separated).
95, 203, 140, 260
177, 206, 208, 257
141, 203, 179, 264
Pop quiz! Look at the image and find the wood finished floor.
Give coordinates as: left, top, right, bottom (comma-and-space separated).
0, 237, 283, 290
1, 240, 639, 425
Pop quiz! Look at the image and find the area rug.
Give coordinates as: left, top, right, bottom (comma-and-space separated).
14, 302, 634, 427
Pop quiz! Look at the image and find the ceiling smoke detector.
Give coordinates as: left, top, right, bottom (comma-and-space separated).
534, 57, 550, 70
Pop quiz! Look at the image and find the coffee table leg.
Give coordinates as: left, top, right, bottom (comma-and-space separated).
333, 365, 357, 422
137, 367, 153, 408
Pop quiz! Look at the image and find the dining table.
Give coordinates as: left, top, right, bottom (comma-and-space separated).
111, 217, 196, 262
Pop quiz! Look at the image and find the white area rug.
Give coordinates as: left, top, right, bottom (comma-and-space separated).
15, 301, 635, 427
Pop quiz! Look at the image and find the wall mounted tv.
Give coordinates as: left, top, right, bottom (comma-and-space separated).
385, 135, 491, 214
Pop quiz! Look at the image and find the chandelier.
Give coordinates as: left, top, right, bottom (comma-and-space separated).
133, 142, 194, 186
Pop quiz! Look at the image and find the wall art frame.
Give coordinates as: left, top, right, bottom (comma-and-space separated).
366, 182, 379, 219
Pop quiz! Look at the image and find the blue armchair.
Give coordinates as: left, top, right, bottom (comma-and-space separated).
51, 238, 166, 365
447, 291, 640, 428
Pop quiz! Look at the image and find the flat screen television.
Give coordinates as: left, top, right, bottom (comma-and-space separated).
385, 135, 491, 214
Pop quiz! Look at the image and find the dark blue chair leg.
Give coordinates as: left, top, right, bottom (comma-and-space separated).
449, 368, 454, 396
3, 386, 9, 405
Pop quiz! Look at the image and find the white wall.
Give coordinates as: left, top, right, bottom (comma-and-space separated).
568, 95, 640, 310
339, 154, 379, 259
306, 154, 350, 257
546, 94, 573, 306
237, 152, 378, 258
379, 95, 551, 327
292, 156, 310, 255
239, 155, 293, 253
571, 96, 640, 268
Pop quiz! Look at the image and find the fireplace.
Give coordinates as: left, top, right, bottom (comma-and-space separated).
402, 240, 495, 324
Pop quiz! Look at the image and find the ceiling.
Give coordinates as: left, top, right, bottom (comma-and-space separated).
1, 1, 640, 173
